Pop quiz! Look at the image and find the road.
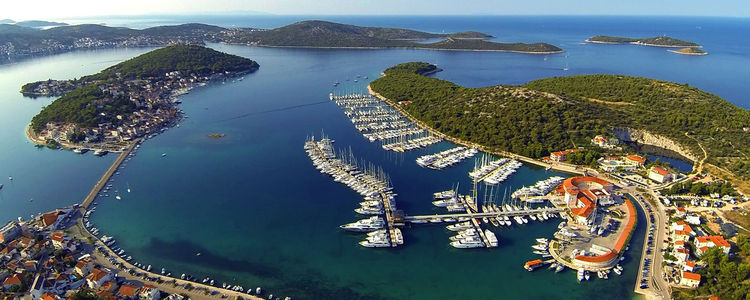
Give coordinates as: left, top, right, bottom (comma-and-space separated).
625, 188, 671, 300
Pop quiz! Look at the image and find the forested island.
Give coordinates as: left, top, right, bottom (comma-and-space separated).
23, 44, 258, 150
369, 62, 750, 184
0, 20, 562, 63
222, 20, 563, 53
587, 35, 701, 48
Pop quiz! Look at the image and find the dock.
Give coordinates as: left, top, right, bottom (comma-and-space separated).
81, 139, 140, 211
403, 207, 565, 223
380, 192, 399, 247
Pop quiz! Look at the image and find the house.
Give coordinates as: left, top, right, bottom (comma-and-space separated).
683, 260, 696, 272
591, 135, 618, 149
2, 274, 23, 289
695, 235, 731, 256
671, 221, 694, 242
75, 257, 95, 277
118, 284, 140, 298
138, 285, 161, 300
86, 268, 114, 289
40, 211, 63, 228
40, 293, 61, 300
0, 221, 22, 243
550, 149, 579, 162
685, 215, 701, 225
649, 166, 672, 183
562, 177, 613, 225
625, 155, 646, 166
680, 271, 701, 288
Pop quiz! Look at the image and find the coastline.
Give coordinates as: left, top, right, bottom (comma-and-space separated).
366, 84, 584, 176
585, 39, 702, 49
228, 43, 565, 55
667, 49, 708, 56
26, 124, 131, 153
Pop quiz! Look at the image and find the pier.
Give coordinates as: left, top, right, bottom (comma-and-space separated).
380, 192, 400, 247
402, 207, 565, 223
81, 139, 140, 210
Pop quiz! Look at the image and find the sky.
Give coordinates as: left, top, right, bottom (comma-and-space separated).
2, 0, 749, 21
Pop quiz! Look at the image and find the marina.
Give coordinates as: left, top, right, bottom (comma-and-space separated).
330, 93, 442, 152
416, 146, 478, 169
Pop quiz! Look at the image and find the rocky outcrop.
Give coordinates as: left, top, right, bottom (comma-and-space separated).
613, 128, 699, 162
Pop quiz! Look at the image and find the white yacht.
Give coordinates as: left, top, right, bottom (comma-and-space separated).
340, 216, 385, 232
577, 268, 585, 282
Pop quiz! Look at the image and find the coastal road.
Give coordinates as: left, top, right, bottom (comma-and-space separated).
71, 220, 267, 300
629, 189, 671, 300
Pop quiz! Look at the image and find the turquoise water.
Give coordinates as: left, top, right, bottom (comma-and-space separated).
1, 16, 748, 299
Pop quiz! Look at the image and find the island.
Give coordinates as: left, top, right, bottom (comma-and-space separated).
0, 20, 563, 64
369, 62, 750, 192
12, 20, 68, 28
668, 47, 708, 56
22, 44, 258, 152
586, 35, 701, 47
223, 20, 563, 54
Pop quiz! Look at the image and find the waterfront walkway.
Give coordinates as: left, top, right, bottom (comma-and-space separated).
81, 139, 140, 210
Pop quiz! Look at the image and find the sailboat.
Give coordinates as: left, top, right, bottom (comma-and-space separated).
563, 55, 569, 71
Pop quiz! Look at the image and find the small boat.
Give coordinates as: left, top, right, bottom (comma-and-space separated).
115, 195, 121, 200
0, 184, 3, 190
536, 238, 548, 244
556, 264, 565, 273
161, 153, 167, 157
584, 270, 590, 281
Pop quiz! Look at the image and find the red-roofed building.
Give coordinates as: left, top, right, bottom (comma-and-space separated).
680, 271, 701, 288
86, 268, 114, 289
117, 284, 140, 298
40, 211, 62, 228
40, 292, 61, 300
562, 176, 613, 225
75, 257, 95, 276
138, 285, 161, 300
2, 274, 22, 289
683, 260, 696, 272
625, 155, 646, 166
649, 166, 673, 183
695, 236, 731, 256
550, 149, 580, 162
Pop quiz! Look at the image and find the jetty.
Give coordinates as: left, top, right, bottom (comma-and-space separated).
403, 207, 564, 223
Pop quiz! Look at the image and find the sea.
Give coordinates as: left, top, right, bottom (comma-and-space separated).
1, 15, 749, 299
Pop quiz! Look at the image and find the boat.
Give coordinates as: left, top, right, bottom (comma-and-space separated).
73, 148, 88, 154
0, 184, 3, 190
556, 264, 565, 273
536, 238, 548, 244
161, 153, 167, 157
93, 149, 108, 156
524, 259, 543, 271
584, 270, 590, 281
532, 244, 548, 251
484, 229, 499, 247
450, 240, 485, 249
533, 250, 548, 255
115, 195, 121, 200
340, 216, 385, 232
577, 268, 585, 282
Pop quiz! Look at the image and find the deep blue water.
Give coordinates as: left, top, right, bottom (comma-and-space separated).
1, 15, 748, 299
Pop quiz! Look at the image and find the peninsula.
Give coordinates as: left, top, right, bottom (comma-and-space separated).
0, 20, 562, 63
23, 44, 258, 151
586, 35, 701, 48
369, 62, 750, 191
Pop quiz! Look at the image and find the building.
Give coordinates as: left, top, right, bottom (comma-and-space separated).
86, 268, 114, 289
572, 199, 637, 269
562, 177, 613, 225
695, 235, 731, 256
3, 274, 23, 289
591, 135, 619, 149
41, 211, 63, 228
0, 221, 22, 243
550, 149, 579, 162
649, 166, 672, 183
75, 257, 95, 277
625, 155, 646, 166
138, 285, 161, 300
118, 284, 140, 298
671, 221, 694, 242
680, 271, 701, 288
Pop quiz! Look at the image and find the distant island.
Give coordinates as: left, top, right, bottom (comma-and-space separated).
13, 20, 69, 28
587, 35, 701, 48
23, 44, 258, 151
223, 20, 563, 54
0, 20, 563, 63
669, 47, 708, 56
369, 62, 750, 189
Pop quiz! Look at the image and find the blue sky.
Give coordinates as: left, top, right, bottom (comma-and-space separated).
3, 0, 749, 20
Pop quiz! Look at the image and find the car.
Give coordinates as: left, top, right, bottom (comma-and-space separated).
640, 284, 648, 289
